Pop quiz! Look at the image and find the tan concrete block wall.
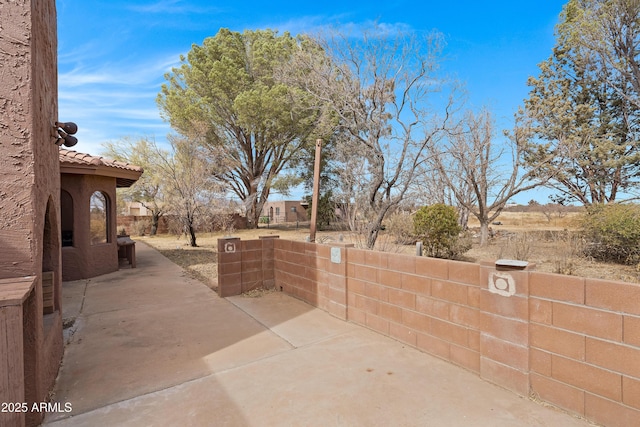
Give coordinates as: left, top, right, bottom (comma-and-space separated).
346, 249, 483, 375
528, 272, 640, 427
217, 238, 640, 427
217, 238, 242, 297
274, 240, 310, 302
274, 240, 322, 308
217, 236, 281, 297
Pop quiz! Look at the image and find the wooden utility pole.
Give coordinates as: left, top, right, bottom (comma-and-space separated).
309, 139, 322, 242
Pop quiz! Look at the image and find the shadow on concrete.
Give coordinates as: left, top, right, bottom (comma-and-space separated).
45, 241, 279, 425
43, 241, 592, 426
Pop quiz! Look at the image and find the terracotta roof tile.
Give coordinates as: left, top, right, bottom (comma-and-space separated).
59, 149, 143, 173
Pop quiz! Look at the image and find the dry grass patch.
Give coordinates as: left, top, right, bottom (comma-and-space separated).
467, 211, 582, 231
139, 227, 319, 290
139, 216, 640, 289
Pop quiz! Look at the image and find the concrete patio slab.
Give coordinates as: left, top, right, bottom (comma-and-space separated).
44, 241, 592, 426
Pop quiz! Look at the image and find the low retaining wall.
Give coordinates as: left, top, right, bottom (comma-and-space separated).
217, 237, 640, 427
0, 275, 63, 427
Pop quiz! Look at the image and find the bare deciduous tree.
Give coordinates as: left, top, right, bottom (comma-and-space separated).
156, 135, 223, 247
103, 137, 166, 235
432, 109, 547, 246
283, 26, 458, 249
414, 161, 477, 231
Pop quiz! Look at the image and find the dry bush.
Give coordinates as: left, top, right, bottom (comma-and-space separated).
165, 215, 184, 236
347, 231, 368, 250
211, 214, 236, 234
385, 212, 416, 245
499, 232, 535, 261
375, 232, 416, 253
132, 219, 151, 236
347, 230, 407, 253
551, 231, 584, 275
581, 203, 640, 265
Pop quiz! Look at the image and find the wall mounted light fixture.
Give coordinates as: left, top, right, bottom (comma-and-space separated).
52, 121, 78, 147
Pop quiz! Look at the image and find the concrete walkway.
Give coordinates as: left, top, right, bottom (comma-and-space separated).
43, 242, 592, 426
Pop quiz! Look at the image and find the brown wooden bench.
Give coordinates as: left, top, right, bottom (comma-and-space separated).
117, 236, 136, 268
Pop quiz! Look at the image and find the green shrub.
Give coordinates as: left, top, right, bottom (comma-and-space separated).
259, 216, 270, 224
413, 204, 468, 259
581, 203, 640, 264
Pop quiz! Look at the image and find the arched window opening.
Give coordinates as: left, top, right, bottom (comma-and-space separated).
90, 191, 109, 245
42, 198, 59, 315
61, 190, 74, 247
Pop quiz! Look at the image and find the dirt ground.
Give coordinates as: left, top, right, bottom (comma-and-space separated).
137, 211, 640, 290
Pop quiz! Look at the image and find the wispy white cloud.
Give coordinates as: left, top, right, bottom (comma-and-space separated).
58, 40, 109, 64
58, 104, 171, 155
60, 53, 180, 87
58, 52, 180, 154
126, 0, 222, 15
262, 15, 414, 39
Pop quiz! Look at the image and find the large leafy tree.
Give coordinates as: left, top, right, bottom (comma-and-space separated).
522, 0, 640, 205
565, 0, 640, 109
157, 29, 327, 228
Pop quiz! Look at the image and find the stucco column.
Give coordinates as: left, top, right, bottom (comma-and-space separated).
0, 1, 64, 425
217, 238, 242, 297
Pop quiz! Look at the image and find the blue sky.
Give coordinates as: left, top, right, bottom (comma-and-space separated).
57, 0, 568, 202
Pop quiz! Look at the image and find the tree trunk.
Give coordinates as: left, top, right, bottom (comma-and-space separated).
479, 221, 490, 247
245, 191, 264, 229
458, 207, 470, 231
247, 203, 260, 229
253, 200, 263, 229
366, 227, 379, 249
187, 224, 197, 247
150, 212, 160, 236
247, 213, 259, 229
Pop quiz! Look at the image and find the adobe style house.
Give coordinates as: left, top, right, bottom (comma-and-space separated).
122, 201, 151, 216
0, 3, 143, 425
0, 2, 64, 425
261, 200, 308, 223
60, 150, 143, 281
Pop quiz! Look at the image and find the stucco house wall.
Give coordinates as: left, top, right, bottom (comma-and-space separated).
0, 1, 64, 425
61, 174, 120, 281
60, 150, 143, 281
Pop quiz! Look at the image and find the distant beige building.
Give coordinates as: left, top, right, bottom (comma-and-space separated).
261, 200, 308, 223
124, 201, 151, 216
